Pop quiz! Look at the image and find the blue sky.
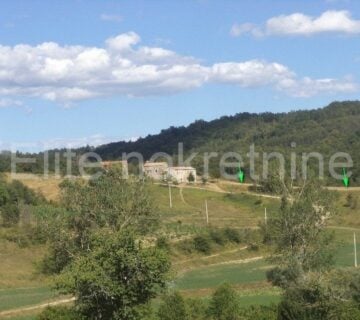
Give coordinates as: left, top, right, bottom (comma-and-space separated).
0, 0, 359, 151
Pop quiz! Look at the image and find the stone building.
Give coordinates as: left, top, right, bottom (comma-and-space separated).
168, 166, 196, 183
143, 161, 196, 183
143, 162, 168, 180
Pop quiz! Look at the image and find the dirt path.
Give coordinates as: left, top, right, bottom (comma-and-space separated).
173, 246, 249, 266
328, 226, 360, 231
0, 297, 75, 318
157, 182, 281, 200
207, 255, 264, 267
179, 187, 198, 208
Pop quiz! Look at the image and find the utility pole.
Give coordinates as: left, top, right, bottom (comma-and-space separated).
168, 183, 172, 208
205, 200, 209, 225
354, 232, 358, 268
264, 207, 267, 225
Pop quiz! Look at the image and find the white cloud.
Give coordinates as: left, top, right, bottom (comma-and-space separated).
100, 14, 123, 23
211, 61, 293, 86
277, 76, 358, 97
0, 98, 23, 108
231, 10, 360, 37
230, 23, 262, 37
0, 31, 357, 104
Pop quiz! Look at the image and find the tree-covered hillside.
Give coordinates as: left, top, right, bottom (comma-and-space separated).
0, 101, 359, 185
95, 101, 360, 184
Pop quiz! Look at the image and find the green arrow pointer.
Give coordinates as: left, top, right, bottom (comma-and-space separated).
342, 168, 349, 187
238, 168, 245, 183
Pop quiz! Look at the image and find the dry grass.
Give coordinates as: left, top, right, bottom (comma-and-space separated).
0, 241, 48, 289
5, 173, 62, 202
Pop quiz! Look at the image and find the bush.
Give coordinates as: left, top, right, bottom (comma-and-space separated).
247, 242, 259, 251
1, 204, 20, 227
178, 239, 194, 254
186, 298, 207, 320
345, 193, 358, 210
156, 236, 171, 252
207, 283, 240, 320
158, 292, 188, 320
193, 235, 212, 254
224, 228, 242, 244
254, 199, 262, 205
239, 305, 277, 320
187, 172, 195, 183
266, 264, 302, 288
37, 306, 83, 320
209, 228, 227, 246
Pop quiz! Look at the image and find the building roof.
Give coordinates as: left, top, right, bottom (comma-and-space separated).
143, 162, 169, 167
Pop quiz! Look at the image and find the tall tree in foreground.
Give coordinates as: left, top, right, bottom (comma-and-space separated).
56, 231, 170, 320
266, 179, 337, 287
40, 167, 158, 274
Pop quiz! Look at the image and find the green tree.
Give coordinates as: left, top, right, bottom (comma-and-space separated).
278, 271, 360, 320
187, 172, 195, 183
207, 283, 240, 320
266, 179, 337, 286
158, 292, 188, 320
40, 168, 158, 274
56, 231, 170, 320
60, 168, 157, 235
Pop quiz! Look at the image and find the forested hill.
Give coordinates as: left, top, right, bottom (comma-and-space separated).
0, 101, 359, 184
95, 101, 360, 183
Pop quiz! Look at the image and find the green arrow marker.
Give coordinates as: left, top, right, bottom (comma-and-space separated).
238, 168, 245, 183
342, 168, 349, 187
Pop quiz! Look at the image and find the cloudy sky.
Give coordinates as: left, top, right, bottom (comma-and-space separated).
1, 0, 359, 151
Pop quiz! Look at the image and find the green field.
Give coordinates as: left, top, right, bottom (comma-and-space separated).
3, 316, 36, 320
174, 259, 268, 291
0, 287, 58, 312
152, 184, 279, 231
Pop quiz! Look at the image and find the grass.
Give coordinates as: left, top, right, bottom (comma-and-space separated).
151, 184, 279, 230
174, 259, 268, 291
0, 240, 48, 289
331, 190, 360, 227
3, 315, 37, 320
237, 293, 280, 307
0, 287, 56, 312
5, 173, 61, 202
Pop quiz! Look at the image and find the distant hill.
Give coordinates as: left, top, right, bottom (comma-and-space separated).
95, 101, 360, 185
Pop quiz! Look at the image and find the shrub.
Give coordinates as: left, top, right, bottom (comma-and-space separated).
1, 204, 20, 227
247, 242, 259, 251
178, 239, 194, 254
207, 283, 240, 320
224, 228, 241, 244
193, 235, 212, 254
37, 306, 83, 320
156, 236, 171, 252
209, 228, 227, 246
345, 193, 358, 210
186, 298, 207, 320
158, 292, 188, 320
266, 264, 302, 289
239, 305, 278, 320
187, 172, 195, 183
254, 199, 262, 205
